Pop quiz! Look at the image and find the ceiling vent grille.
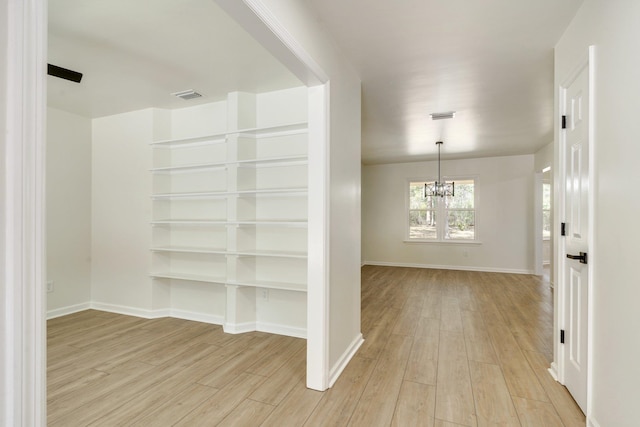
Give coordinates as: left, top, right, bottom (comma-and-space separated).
172, 89, 202, 100
430, 111, 456, 120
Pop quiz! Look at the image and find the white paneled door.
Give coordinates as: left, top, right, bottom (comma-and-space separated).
561, 61, 590, 413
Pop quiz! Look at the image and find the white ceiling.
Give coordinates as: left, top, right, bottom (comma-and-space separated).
47, 0, 302, 118
49, 0, 585, 164
306, 0, 584, 163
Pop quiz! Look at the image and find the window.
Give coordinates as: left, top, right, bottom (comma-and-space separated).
542, 181, 551, 240
408, 178, 476, 241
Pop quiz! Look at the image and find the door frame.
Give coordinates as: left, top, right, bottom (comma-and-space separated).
554, 45, 596, 417
1, 0, 47, 424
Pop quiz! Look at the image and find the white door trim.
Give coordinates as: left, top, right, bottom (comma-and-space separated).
556, 45, 596, 418
306, 83, 331, 390
1, 0, 47, 425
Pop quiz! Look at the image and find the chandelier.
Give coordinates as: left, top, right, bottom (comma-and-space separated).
424, 140, 454, 198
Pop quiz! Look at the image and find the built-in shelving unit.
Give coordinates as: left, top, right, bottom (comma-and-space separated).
149, 90, 309, 337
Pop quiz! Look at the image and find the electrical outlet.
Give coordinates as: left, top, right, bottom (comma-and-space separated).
47, 280, 54, 293
261, 289, 269, 301
463, 249, 469, 258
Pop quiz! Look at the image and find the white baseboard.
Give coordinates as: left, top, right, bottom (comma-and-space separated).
46, 302, 92, 320
224, 321, 256, 335
362, 260, 534, 275
224, 320, 307, 339
587, 417, 601, 427
47, 302, 224, 324
547, 362, 559, 381
329, 333, 364, 387
170, 309, 224, 326
90, 302, 171, 319
257, 321, 306, 339
49, 302, 306, 339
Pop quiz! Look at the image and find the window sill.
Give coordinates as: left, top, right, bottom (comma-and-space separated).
403, 239, 482, 245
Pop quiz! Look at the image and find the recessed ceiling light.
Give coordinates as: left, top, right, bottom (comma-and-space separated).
171, 89, 202, 100
430, 111, 456, 120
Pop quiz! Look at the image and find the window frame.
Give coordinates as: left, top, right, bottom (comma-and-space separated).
405, 176, 480, 243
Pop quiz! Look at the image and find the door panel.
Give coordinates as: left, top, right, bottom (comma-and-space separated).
562, 62, 589, 413
569, 142, 586, 240
569, 266, 584, 370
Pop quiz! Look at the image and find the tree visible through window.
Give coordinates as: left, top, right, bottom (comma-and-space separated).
408, 179, 476, 241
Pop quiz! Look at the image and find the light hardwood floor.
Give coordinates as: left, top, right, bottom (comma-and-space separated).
48, 267, 586, 426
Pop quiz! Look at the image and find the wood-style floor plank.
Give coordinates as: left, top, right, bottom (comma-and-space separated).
173, 372, 266, 427
522, 350, 586, 427
461, 309, 497, 364
404, 335, 438, 385
128, 383, 220, 426
47, 361, 155, 424
435, 331, 477, 426
304, 355, 376, 426
512, 396, 564, 427
468, 361, 520, 426
248, 347, 307, 406
348, 334, 414, 426
391, 381, 436, 427
217, 399, 276, 427
47, 266, 585, 426
260, 380, 324, 427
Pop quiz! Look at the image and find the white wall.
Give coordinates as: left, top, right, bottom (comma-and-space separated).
534, 141, 553, 171
257, 0, 363, 376
0, 0, 7, 307
363, 155, 535, 273
91, 109, 157, 313
0, 1, 9, 422
555, 1, 640, 425
46, 108, 92, 314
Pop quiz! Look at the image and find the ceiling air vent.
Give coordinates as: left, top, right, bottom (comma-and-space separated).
430, 111, 456, 120
172, 89, 202, 100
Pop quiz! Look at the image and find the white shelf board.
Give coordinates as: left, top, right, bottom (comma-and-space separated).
234, 155, 308, 167
150, 162, 227, 173
227, 279, 307, 292
230, 219, 308, 228
231, 250, 307, 259
232, 188, 307, 197
151, 122, 308, 148
150, 272, 226, 284
151, 219, 227, 226
151, 133, 226, 147
231, 122, 308, 138
152, 189, 306, 199
151, 191, 227, 200
150, 246, 227, 255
